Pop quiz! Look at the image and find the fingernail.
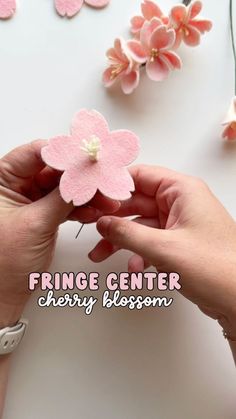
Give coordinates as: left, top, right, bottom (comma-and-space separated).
97, 217, 112, 236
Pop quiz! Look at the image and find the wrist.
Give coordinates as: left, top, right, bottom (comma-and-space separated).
0, 300, 25, 329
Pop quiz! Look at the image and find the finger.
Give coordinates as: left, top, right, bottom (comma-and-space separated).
34, 167, 61, 191
128, 254, 151, 273
88, 192, 120, 213
0, 140, 47, 193
128, 165, 181, 197
96, 215, 172, 265
90, 217, 160, 263
26, 187, 74, 230
113, 193, 157, 218
68, 207, 103, 223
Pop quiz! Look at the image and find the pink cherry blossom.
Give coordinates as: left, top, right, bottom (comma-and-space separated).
170, 0, 212, 48
103, 38, 140, 94
127, 18, 182, 82
222, 97, 236, 141
55, 0, 110, 18
41, 110, 140, 206
131, 0, 169, 38
0, 0, 16, 19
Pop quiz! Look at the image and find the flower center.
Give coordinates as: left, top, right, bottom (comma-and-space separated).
110, 62, 125, 80
80, 135, 101, 162
182, 26, 190, 36
150, 48, 159, 63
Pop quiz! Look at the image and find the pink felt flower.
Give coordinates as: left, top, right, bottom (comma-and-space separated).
170, 0, 212, 48
131, 0, 169, 38
0, 0, 16, 19
127, 18, 182, 82
55, 0, 110, 18
222, 97, 236, 141
41, 110, 140, 206
103, 38, 140, 95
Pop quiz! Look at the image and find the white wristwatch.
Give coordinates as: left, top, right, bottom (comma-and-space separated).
0, 319, 28, 355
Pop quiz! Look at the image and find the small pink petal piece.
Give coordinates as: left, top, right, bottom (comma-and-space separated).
85, 0, 110, 7
163, 51, 182, 69
141, 0, 163, 20
121, 70, 140, 95
190, 19, 212, 34
55, 0, 83, 17
130, 16, 145, 35
188, 0, 202, 20
0, 0, 16, 19
41, 110, 140, 205
127, 40, 147, 63
150, 26, 175, 51
170, 5, 187, 25
146, 56, 170, 81
183, 25, 201, 46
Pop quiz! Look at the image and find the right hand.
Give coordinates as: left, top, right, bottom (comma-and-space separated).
89, 165, 236, 339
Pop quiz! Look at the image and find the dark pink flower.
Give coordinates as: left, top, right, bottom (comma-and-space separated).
170, 0, 212, 48
131, 0, 169, 38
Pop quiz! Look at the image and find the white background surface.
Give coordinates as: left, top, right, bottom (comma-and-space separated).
0, 0, 236, 418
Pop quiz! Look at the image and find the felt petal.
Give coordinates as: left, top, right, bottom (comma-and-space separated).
140, 17, 162, 50
103, 67, 117, 87
162, 51, 182, 69
41, 136, 83, 171
173, 29, 183, 49
183, 25, 201, 46
130, 16, 145, 35
106, 130, 140, 165
189, 19, 212, 34
85, 0, 110, 7
71, 109, 110, 141
150, 26, 175, 50
222, 124, 236, 141
99, 167, 135, 201
170, 5, 187, 25
121, 70, 140, 94
223, 97, 236, 125
141, 0, 162, 20
60, 165, 98, 205
127, 40, 147, 63
188, 0, 202, 20
55, 0, 83, 17
146, 56, 170, 81
0, 0, 16, 19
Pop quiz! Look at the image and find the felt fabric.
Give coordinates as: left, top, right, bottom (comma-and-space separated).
0, 0, 16, 19
55, 0, 109, 17
130, 1, 169, 37
41, 109, 140, 206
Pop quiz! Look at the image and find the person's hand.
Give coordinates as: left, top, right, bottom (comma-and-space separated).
0, 141, 119, 328
89, 165, 236, 339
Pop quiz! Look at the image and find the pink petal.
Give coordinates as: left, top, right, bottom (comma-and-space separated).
127, 40, 147, 63
173, 29, 183, 49
141, 0, 163, 20
162, 51, 182, 69
0, 0, 16, 19
121, 70, 140, 94
150, 26, 175, 51
189, 19, 212, 34
102, 67, 117, 87
99, 167, 135, 201
55, 0, 83, 17
71, 109, 110, 141
130, 16, 145, 35
41, 136, 83, 171
105, 130, 140, 166
223, 97, 236, 125
85, 0, 110, 8
146, 56, 170, 81
188, 0, 202, 20
222, 124, 236, 141
140, 17, 163, 50
60, 165, 98, 205
183, 25, 201, 46
170, 5, 187, 25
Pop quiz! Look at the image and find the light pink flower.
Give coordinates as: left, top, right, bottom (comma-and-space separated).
170, 0, 212, 48
127, 18, 182, 82
55, 0, 110, 18
222, 97, 236, 141
103, 38, 140, 95
41, 110, 140, 206
0, 0, 16, 19
131, 0, 169, 38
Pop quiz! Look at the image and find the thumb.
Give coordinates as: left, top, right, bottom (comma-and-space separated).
97, 216, 172, 265
27, 187, 74, 231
